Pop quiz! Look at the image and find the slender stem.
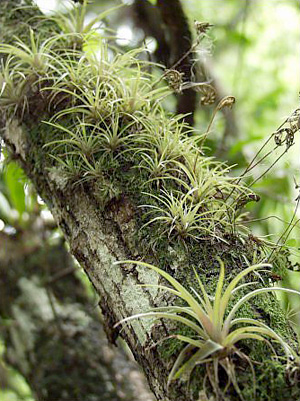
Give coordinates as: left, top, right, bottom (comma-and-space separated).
151, 35, 203, 89
249, 148, 288, 187
267, 190, 300, 262
244, 146, 279, 175
237, 133, 275, 185
226, 115, 291, 202
203, 107, 218, 141
171, 38, 200, 71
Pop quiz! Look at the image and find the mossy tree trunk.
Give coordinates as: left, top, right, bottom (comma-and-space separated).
0, 1, 299, 401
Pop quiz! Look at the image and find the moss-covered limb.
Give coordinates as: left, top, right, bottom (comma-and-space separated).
0, 0, 58, 45
2, 117, 175, 400
0, 231, 154, 401
1, 2, 300, 401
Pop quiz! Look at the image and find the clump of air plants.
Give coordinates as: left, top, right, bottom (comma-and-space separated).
0, 2, 259, 247
115, 259, 300, 400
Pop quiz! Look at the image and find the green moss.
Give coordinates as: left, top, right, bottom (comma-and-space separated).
152, 244, 299, 399
246, 360, 300, 401
1, 5, 300, 399
0, 1, 58, 47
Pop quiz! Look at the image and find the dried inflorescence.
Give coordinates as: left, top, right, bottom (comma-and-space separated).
164, 69, 185, 93
274, 108, 300, 149
198, 84, 216, 106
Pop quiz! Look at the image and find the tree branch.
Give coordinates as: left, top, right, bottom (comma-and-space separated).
0, 2, 299, 400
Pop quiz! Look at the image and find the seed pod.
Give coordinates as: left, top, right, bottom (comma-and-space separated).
197, 84, 216, 105
194, 21, 214, 35
164, 69, 184, 93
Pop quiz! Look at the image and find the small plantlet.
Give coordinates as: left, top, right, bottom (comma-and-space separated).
0, 29, 60, 77
115, 259, 300, 400
46, 0, 124, 48
0, 57, 29, 118
141, 189, 222, 242
0, 7, 269, 246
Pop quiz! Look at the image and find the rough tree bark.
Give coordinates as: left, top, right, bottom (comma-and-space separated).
0, 230, 154, 401
0, 1, 299, 401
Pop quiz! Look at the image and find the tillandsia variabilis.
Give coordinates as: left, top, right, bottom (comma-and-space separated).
114, 259, 300, 400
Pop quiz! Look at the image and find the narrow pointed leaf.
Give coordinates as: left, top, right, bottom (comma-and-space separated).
167, 344, 194, 387
220, 264, 271, 322
174, 340, 224, 380
115, 312, 205, 336
213, 257, 225, 327
224, 287, 300, 335
116, 260, 213, 333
